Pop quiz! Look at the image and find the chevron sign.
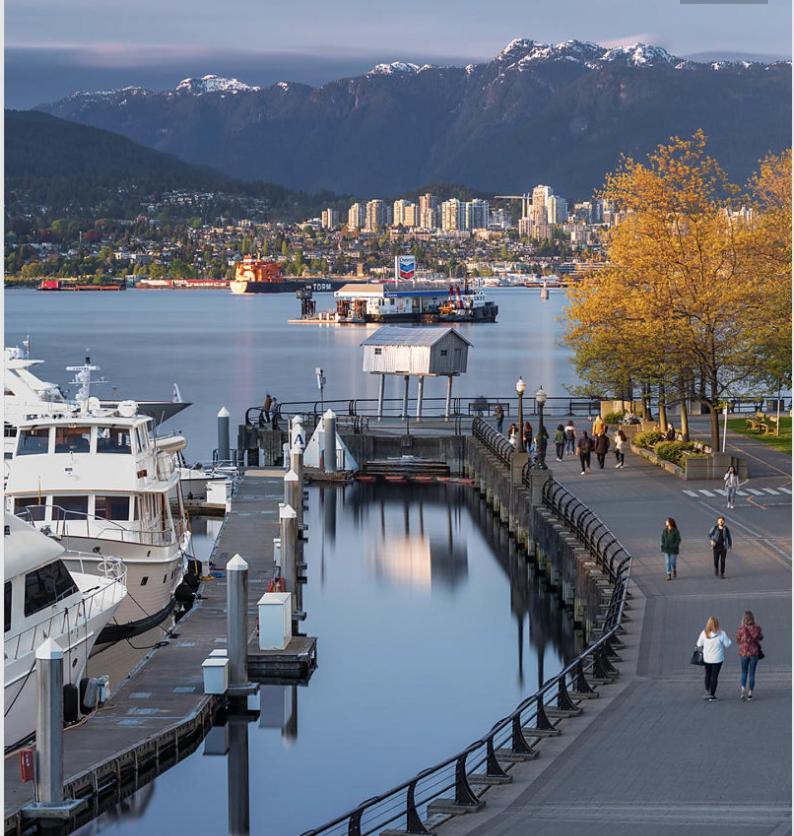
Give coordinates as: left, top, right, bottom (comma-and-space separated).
396, 255, 416, 281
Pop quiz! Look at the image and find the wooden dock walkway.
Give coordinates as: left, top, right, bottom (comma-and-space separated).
4, 469, 297, 834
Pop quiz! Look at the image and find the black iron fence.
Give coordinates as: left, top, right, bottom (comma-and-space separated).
472, 416, 514, 467
300, 479, 631, 836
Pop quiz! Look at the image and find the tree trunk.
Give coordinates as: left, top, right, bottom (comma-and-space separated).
658, 381, 668, 434
643, 381, 652, 420
678, 377, 690, 442
708, 373, 720, 451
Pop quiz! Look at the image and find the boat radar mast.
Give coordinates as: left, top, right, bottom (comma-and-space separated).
65, 351, 108, 404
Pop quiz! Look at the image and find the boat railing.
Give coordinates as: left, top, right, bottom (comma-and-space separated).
5, 567, 126, 664
16, 505, 177, 548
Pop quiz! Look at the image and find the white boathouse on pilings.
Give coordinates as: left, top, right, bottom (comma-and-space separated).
361, 326, 471, 420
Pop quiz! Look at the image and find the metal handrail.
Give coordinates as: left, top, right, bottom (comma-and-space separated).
472, 416, 514, 467
301, 477, 631, 836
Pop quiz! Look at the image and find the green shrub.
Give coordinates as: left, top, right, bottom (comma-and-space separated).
603, 411, 625, 424
654, 440, 698, 465
634, 430, 665, 448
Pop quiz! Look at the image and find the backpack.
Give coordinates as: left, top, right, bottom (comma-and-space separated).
579, 437, 591, 454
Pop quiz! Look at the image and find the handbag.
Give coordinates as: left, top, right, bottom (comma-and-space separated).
690, 646, 705, 666
758, 645, 765, 661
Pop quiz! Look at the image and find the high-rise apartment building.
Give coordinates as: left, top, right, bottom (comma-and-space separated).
441, 199, 465, 231
321, 208, 339, 229
465, 199, 490, 230
347, 202, 365, 229
365, 200, 386, 231
393, 199, 418, 228
532, 185, 552, 219
546, 195, 568, 225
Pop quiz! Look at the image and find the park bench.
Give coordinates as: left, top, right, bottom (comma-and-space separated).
745, 415, 772, 434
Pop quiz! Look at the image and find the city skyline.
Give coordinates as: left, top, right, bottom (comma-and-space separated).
6, 0, 791, 107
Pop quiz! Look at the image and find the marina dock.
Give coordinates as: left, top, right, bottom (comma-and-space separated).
4, 469, 316, 834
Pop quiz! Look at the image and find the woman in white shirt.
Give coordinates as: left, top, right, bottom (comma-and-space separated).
724, 466, 740, 510
697, 616, 732, 701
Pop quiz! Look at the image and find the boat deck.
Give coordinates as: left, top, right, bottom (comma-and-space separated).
4, 469, 296, 833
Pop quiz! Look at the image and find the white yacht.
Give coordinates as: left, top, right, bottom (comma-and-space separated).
5, 402, 191, 642
4, 513, 127, 751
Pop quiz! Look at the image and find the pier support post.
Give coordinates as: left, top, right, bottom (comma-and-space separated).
226, 555, 250, 694
290, 444, 305, 535
416, 376, 425, 421
35, 638, 64, 804
323, 410, 337, 473
377, 374, 385, 421
280, 504, 299, 630
445, 375, 453, 421
284, 470, 301, 534
291, 415, 306, 450
402, 375, 410, 419
217, 406, 230, 463
227, 714, 251, 836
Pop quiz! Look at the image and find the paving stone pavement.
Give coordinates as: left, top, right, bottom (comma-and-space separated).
446, 428, 791, 836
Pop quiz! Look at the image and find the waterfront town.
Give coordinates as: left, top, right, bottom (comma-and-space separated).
5, 184, 624, 286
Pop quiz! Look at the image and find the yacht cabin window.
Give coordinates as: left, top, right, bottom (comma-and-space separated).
17, 428, 50, 455
4, 423, 17, 438
14, 497, 46, 521
95, 495, 131, 521
24, 560, 79, 617
54, 426, 92, 453
52, 496, 89, 518
97, 427, 132, 454
5, 581, 11, 632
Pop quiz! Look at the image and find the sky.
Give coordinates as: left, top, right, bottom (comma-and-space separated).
5, 0, 792, 107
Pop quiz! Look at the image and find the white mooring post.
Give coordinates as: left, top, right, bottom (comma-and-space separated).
416, 375, 425, 421
35, 638, 64, 804
279, 504, 298, 612
217, 406, 230, 462
226, 555, 249, 692
445, 375, 453, 421
402, 375, 410, 419
323, 409, 337, 474
284, 470, 300, 529
377, 373, 385, 421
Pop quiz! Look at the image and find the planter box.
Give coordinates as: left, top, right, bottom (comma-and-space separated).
631, 441, 747, 481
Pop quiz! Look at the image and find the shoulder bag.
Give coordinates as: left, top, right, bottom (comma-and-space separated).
690, 646, 705, 666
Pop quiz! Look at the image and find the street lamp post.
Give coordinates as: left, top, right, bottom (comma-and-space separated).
516, 377, 526, 450
536, 385, 547, 468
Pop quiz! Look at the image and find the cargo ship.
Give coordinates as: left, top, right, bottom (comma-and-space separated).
229, 257, 345, 294
292, 281, 498, 325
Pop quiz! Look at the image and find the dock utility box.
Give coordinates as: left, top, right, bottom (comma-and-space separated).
202, 656, 230, 695
258, 592, 292, 650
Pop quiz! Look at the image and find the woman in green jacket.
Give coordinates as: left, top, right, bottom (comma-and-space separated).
661, 517, 681, 580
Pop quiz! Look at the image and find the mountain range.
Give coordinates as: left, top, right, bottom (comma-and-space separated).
33, 38, 794, 197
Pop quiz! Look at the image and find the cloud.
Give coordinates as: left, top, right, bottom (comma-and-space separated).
599, 33, 665, 48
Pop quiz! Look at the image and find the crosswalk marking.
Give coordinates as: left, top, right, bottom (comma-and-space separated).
699, 489, 715, 497
746, 488, 765, 496
683, 490, 699, 497
780, 487, 792, 495
682, 486, 791, 500
763, 488, 781, 495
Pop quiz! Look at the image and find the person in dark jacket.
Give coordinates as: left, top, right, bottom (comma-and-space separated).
523, 421, 533, 453
594, 431, 610, 469
494, 403, 505, 434
262, 393, 273, 424
661, 517, 681, 580
708, 517, 732, 578
576, 432, 592, 475
736, 610, 764, 701
554, 425, 566, 462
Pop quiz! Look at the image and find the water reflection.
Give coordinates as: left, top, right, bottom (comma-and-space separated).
77, 482, 581, 835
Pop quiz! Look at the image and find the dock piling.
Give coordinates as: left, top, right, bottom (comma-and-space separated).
323, 409, 337, 473
35, 639, 64, 805
280, 504, 299, 628
217, 406, 230, 462
226, 555, 251, 695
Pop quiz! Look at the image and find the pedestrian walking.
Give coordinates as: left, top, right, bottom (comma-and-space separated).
614, 428, 627, 468
262, 393, 273, 424
528, 436, 539, 466
708, 516, 732, 578
523, 421, 533, 454
537, 424, 548, 466
660, 517, 681, 580
594, 430, 610, 469
494, 403, 505, 434
696, 616, 732, 701
508, 423, 518, 448
564, 420, 576, 455
554, 424, 566, 462
735, 611, 764, 701
724, 466, 739, 510
576, 431, 592, 475
592, 414, 605, 437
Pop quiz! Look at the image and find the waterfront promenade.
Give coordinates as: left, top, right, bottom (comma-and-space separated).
447, 428, 792, 836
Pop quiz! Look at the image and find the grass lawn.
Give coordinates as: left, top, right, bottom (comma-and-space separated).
727, 416, 792, 455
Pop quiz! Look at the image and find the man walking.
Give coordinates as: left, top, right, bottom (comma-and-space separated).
262, 393, 273, 424
494, 403, 505, 434
594, 430, 610, 469
564, 419, 576, 456
708, 516, 732, 579
576, 431, 592, 475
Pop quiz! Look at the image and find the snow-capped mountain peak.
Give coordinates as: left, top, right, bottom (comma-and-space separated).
366, 62, 421, 76
600, 43, 676, 66
175, 74, 261, 95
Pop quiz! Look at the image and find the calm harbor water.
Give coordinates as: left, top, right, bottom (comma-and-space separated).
5, 287, 577, 459
77, 482, 579, 835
